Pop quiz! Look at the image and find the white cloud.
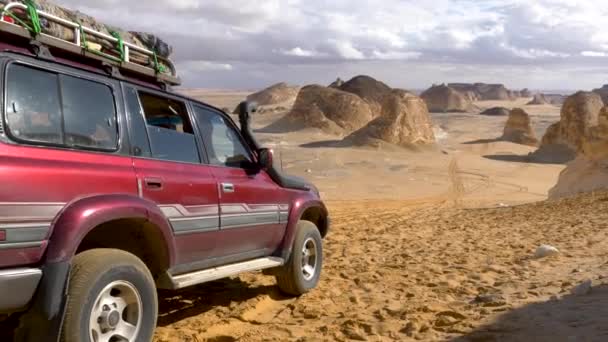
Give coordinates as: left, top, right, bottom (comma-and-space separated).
278, 47, 322, 57
53, 0, 608, 89
501, 43, 571, 59
328, 40, 365, 60
180, 60, 234, 71
371, 50, 422, 60
582, 51, 608, 57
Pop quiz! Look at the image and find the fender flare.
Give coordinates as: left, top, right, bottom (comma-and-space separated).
24, 194, 176, 341
279, 197, 328, 260
45, 193, 176, 266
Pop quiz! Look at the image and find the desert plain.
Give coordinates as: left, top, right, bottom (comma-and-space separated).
3, 82, 608, 342
152, 84, 607, 342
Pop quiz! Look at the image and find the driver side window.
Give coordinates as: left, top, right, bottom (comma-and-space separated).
193, 105, 252, 168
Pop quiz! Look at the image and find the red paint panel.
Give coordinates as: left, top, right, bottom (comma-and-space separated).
0, 142, 137, 265
0, 230, 5, 241
0, 144, 136, 203
132, 158, 221, 265
210, 166, 287, 256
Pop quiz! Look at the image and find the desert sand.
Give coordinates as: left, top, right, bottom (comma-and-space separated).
151, 90, 607, 341
3, 89, 606, 342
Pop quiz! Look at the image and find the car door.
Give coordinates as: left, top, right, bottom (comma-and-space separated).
192, 104, 288, 260
123, 85, 221, 267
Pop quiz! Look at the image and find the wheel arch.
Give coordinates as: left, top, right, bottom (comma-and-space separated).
46, 194, 176, 269
20, 194, 175, 341
279, 198, 329, 260
300, 205, 329, 238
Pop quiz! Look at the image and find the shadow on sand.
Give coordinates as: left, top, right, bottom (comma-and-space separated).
0, 277, 283, 339
482, 153, 568, 165
157, 277, 283, 327
452, 284, 608, 342
463, 140, 573, 165
299, 140, 343, 148
462, 138, 502, 145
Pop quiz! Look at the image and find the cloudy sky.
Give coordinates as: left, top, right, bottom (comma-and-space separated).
56, 0, 608, 91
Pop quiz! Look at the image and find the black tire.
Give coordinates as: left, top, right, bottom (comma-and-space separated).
276, 220, 323, 296
61, 249, 158, 342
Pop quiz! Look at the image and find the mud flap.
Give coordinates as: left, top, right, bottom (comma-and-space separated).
17, 262, 70, 342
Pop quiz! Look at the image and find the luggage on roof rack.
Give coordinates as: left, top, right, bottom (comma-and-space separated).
0, 0, 181, 86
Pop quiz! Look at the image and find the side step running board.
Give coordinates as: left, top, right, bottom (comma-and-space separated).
171, 257, 284, 289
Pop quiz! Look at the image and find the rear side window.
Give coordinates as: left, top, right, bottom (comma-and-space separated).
61, 75, 117, 150
129, 90, 200, 164
6, 65, 62, 144
5, 64, 118, 150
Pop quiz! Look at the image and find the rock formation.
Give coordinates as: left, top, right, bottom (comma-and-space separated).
286, 85, 374, 134
541, 92, 603, 152
463, 91, 480, 102
521, 88, 533, 98
339, 75, 392, 115
343, 90, 435, 148
549, 106, 608, 198
421, 84, 475, 112
543, 94, 567, 106
329, 78, 344, 88
533, 91, 604, 163
501, 108, 538, 146
247, 82, 300, 107
592, 84, 608, 104
480, 107, 510, 116
527, 94, 549, 105
448, 83, 513, 101
509, 90, 522, 99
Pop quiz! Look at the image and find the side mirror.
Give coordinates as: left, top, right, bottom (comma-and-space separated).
258, 148, 274, 170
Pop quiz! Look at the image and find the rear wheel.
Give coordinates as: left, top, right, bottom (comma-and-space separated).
276, 220, 323, 295
61, 249, 157, 342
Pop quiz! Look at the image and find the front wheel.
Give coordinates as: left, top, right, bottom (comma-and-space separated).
276, 220, 323, 295
61, 249, 158, 342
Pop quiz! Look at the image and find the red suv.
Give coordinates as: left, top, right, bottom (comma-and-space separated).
0, 36, 328, 342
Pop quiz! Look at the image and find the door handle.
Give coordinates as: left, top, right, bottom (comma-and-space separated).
221, 183, 235, 193
144, 178, 163, 190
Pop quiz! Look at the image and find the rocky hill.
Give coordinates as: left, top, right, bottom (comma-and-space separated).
420, 84, 476, 112
343, 89, 436, 148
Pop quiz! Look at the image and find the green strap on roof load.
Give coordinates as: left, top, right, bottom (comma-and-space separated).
152, 51, 166, 74
25, 0, 41, 36
78, 21, 86, 47
110, 31, 125, 62
78, 21, 121, 63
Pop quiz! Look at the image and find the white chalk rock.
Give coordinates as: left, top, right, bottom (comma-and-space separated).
571, 280, 593, 296
534, 245, 560, 259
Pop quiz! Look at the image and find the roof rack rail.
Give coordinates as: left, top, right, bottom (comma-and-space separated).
0, 1, 181, 86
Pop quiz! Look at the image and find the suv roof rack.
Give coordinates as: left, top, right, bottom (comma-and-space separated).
0, 1, 181, 86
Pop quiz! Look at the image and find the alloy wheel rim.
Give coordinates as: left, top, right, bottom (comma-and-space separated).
301, 237, 318, 281
89, 280, 142, 342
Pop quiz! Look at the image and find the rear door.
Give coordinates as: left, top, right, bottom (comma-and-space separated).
191, 104, 288, 259
123, 86, 221, 266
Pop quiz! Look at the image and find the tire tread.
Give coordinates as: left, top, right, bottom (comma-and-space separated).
61, 249, 156, 342
276, 220, 322, 296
